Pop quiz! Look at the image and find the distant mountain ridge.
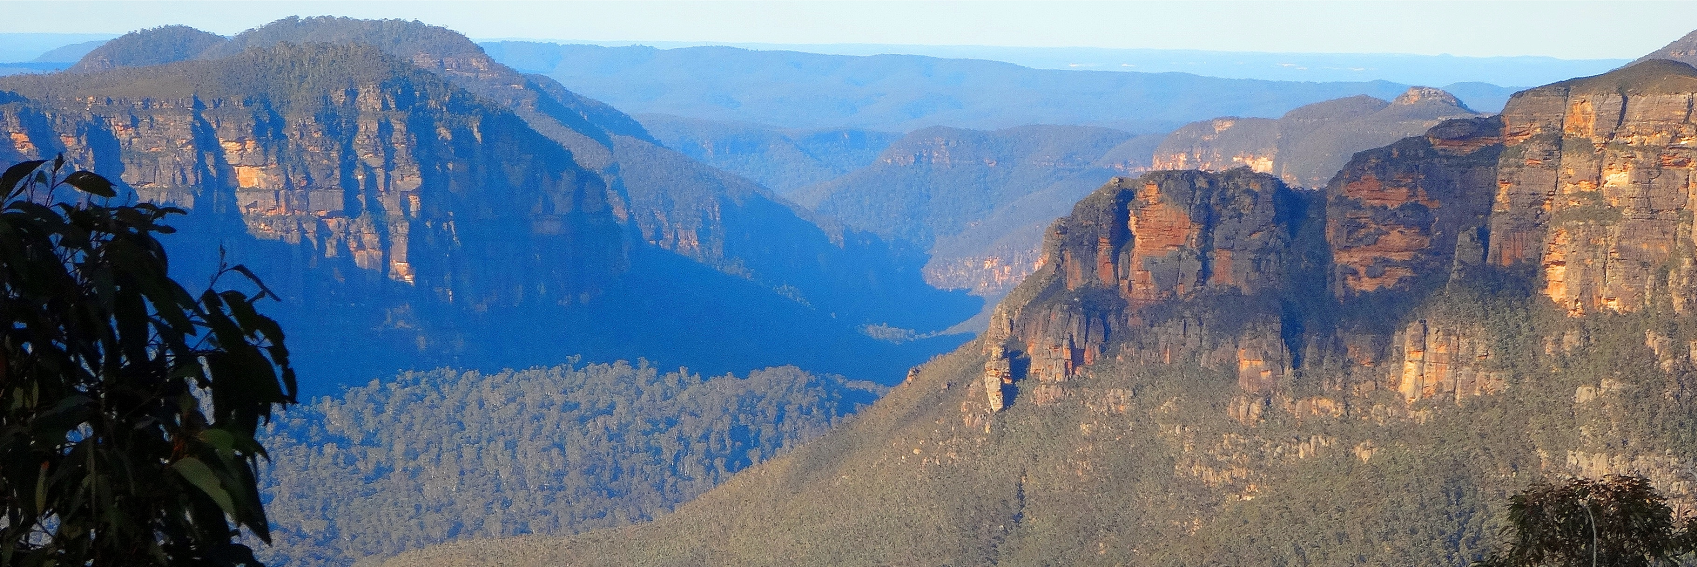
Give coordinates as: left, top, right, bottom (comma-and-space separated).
381, 57, 1697, 567
788, 125, 1161, 308
0, 18, 978, 394
530, 41, 1619, 91
483, 42, 1448, 132
635, 114, 900, 194
1153, 86, 1481, 188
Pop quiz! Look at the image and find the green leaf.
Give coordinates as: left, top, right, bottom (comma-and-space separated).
170, 457, 235, 515
33, 462, 46, 514
197, 429, 236, 453
0, 160, 44, 198
62, 171, 115, 198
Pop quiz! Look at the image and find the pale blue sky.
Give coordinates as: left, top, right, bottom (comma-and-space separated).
19, 1, 1697, 59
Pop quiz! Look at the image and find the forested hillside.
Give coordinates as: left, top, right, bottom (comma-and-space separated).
258, 362, 879, 566
383, 59, 1697, 567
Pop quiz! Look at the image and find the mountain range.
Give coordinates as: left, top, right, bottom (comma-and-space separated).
0, 19, 979, 396
380, 53, 1697, 567
480, 42, 1472, 132
8, 15, 1697, 567
596, 43, 1617, 90
1153, 86, 1482, 188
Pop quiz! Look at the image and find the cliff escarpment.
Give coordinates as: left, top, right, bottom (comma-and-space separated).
0, 20, 978, 392
194, 17, 975, 334
380, 58, 1697, 567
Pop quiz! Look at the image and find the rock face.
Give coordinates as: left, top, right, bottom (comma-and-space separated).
985, 169, 1301, 390
1326, 116, 1502, 296
6, 43, 624, 305
0, 19, 980, 392
985, 58, 1697, 405
1483, 60, 1697, 315
1152, 88, 1480, 188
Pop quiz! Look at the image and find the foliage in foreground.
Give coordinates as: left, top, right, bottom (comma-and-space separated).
0, 159, 295, 566
1478, 475, 1697, 567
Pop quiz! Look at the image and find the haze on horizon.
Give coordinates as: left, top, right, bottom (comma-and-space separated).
15, 0, 1697, 61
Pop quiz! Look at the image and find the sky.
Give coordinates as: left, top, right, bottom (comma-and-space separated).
12, 1, 1697, 60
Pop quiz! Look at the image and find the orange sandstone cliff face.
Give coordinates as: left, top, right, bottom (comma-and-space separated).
0, 45, 625, 310
984, 59, 1697, 410
1325, 116, 1502, 296
1485, 60, 1697, 315
984, 168, 1298, 393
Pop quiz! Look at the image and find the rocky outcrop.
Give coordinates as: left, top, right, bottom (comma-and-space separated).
1484, 60, 1697, 315
979, 60, 1697, 409
5, 43, 623, 307
986, 169, 1302, 388
1150, 117, 1279, 174
1325, 116, 1501, 296
1153, 89, 1480, 188
1390, 318, 1506, 403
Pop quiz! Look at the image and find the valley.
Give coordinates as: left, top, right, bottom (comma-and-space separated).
0, 10, 1694, 567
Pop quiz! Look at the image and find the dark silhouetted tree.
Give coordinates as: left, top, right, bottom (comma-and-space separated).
0, 158, 295, 566
1477, 475, 1697, 567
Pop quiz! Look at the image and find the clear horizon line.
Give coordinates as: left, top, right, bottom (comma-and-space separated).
467, 38, 1635, 62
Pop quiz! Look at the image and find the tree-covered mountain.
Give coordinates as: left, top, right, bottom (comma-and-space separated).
0, 19, 977, 394
1152, 86, 1481, 188
257, 362, 877, 566
480, 41, 1439, 132
381, 59, 1697, 567
68, 25, 225, 72
635, 113, 900, 194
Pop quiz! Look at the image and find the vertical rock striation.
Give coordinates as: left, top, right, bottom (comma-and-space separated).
984, 59, 1697, 408
986, 168, 1301, 390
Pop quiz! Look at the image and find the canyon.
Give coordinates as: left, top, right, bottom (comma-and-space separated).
0, 19, 977, 394
382, 57, 1697, 567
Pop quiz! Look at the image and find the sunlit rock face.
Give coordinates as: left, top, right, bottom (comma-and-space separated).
1325, 116, 1502, 297
1484, 60, 1697, 315
981, 59, 1697, 405
0, 43, 626, 311
984, 168, 1302, 390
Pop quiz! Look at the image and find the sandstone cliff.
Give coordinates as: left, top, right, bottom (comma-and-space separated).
190, 17, 974, 333
989, 60, 1697, 401
372, 52, 1697, 567
0, 20, 979, 392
